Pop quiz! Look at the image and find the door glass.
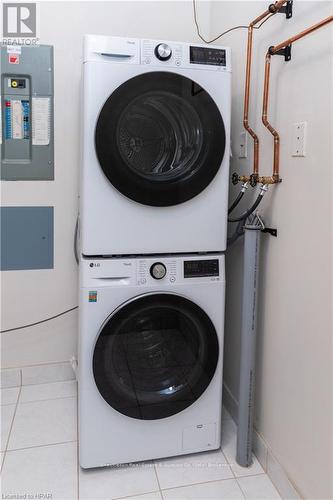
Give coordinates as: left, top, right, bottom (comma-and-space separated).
117, 91, 203, 180
95, 72, 226, 206
93, 294, 219, 420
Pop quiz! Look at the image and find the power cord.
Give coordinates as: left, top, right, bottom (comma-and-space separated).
74, 215, 79, 265
193, 0, 274, 44
1, 306, 78, 333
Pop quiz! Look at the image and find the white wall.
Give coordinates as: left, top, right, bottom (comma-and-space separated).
1, 2, 332, 497
209, 2, 333, 498
1, 1, 211, 369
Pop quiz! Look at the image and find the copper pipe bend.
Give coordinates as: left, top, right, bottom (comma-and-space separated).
242, 0, 288, 182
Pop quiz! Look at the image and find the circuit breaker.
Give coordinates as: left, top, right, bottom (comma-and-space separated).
0, 45, 54, 180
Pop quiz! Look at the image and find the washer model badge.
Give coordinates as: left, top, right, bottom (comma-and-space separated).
89, 291, 97, 302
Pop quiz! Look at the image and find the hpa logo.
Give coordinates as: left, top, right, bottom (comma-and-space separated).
2, 3, 39, 43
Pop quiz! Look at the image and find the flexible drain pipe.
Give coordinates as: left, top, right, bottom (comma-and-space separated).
236, 215, 262, 467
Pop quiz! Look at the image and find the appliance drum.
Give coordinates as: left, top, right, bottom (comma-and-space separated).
93, 293, 219, 420
95, 72, 226, 206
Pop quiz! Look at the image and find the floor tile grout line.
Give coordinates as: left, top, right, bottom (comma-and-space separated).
0, 369, 22, 471
236, 471, 273, 481
111, 489, 162, 500
221, 438, 265, 477
1, 359, 76, 371
153, 461, 164, 499
3, 394, 77, 453
159, 475, 244, 493
1, 377, 76, 391
235, 473, 282, 499
6, 439, 78, 454
235, 476, 249, 499
19, 378, 77, 388
18, 394, 77, 405
222, 434, 252, 500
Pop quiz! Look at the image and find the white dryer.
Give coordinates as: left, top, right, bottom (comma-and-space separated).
80, 35, 231, 256
78, 254, 225, 468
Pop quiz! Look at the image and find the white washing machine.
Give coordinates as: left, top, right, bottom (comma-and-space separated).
80, 35, 231, 256
78, 254, 225, 468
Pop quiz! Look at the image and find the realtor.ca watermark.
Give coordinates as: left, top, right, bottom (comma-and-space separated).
1, 494, 52, 499
1, 2, 40, 45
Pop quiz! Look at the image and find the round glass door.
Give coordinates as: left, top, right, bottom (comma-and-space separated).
93, 294, 219, 420
95, 72, 226, 206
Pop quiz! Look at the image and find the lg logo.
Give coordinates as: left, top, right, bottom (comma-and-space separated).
2, 3, 36, 38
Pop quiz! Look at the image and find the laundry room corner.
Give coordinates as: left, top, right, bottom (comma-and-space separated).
209, 2, 333, 499
1, 1, 332, 500
1, 0, 213, 371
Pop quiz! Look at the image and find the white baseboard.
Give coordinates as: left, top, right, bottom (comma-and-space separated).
0, 360, 75, 388
223, 382, 301, 499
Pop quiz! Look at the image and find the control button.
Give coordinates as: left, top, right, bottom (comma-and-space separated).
175, 60, 181, 66
154, 43, 172, 61
140, 278, 146, 284
144, 57, 151, 64
150, 262, 167, 280
170, 276, 176, 283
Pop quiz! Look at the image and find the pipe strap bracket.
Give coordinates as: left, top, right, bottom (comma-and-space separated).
269, 44, 292, 61
278, 0, 293, 19
261, 227, 278, 237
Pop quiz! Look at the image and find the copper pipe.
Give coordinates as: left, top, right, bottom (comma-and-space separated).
271, 15, 333, 53
243, 1, 287, 180
262, 52, 281, 182
250, 0, 286, 28
243, 25, 259, 176
262, 15, 333, 184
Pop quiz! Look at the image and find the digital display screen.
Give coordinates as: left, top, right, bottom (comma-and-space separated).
190, 46, 226, 66
184, 259, 219, 278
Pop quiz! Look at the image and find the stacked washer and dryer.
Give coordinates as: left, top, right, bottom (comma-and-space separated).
79, 35, 231, 468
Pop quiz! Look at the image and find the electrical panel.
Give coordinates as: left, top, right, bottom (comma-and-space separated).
0, 45, 54, 180
0, 206, 54, 271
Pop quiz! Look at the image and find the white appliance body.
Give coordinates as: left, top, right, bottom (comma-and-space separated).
80, 35, 232, 256
78, 254, 225, 468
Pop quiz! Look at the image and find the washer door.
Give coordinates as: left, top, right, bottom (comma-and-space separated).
95, 72, 226, 206
93, 294, 219, 420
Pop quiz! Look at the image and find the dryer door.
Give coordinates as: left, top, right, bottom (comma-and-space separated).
93, 293, 219, 420
95, 72, 226, 206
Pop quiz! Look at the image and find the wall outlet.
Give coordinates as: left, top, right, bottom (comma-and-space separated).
239, 131, 248, 158
292, 122, 307, 157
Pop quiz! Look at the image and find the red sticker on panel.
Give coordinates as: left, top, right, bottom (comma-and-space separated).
8, 54, 19, 64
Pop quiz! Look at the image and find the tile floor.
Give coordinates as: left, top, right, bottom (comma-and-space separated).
1, 380, 282, 500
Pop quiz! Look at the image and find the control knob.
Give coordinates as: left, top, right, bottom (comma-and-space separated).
154, 43, 172, 61
150, 262, 167, 280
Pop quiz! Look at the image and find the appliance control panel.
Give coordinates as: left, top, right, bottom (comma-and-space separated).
141, 39, 231, 71
137, 258, 177, 285
142, 39, 183, 67
189, 46, 226, 67
136, 256, 223, 285
184, 259, 219, 278
81, 255, 225, 287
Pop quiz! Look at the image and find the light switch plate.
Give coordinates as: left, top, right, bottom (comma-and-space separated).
292, 122, 307, 157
